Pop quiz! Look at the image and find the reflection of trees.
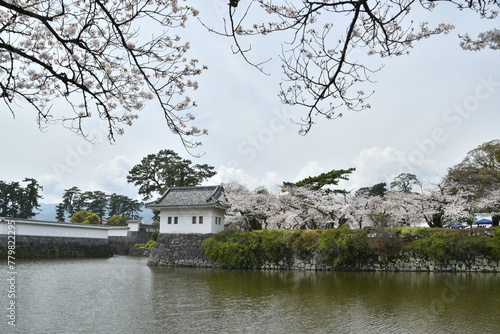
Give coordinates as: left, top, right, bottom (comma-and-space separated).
148, 267, 500, 332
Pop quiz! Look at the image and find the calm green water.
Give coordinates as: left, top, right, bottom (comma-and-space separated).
1, 256, 499, 333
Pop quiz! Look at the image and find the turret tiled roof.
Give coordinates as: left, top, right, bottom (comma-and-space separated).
145, 185, 230, 209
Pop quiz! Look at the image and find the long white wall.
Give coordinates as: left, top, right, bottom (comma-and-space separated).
159, 207, 226, 234
107, 226, 130, 237
0, 218, 109, 239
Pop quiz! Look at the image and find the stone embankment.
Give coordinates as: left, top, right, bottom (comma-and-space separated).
149, 233, 500, 272
147, 233, 213, 267
129, 248, 152, 257
0, 235, 112, 258
284, 254, 500, 272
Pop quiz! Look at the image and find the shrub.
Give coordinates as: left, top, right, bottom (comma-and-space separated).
151, 231, 159, 241
257, 230, 295, 265
145, 239, 156, 248
134, 240, 156, 249
405, 229, 489, 262
70, 210, 100, 224
291, 231, 319, 259
488, 228, 500, 260
107, 215, 130, 226
406, 232, 453, 261
318, 226, 373, 267
369, 228, 404, 260
398, 227, 435, 241
202, 230, 262, 268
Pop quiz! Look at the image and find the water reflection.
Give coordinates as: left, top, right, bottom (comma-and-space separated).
1, 257, 498, 334
149, 267, 500, 334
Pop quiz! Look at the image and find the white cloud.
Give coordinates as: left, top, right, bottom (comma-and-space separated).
206, 166, 257, 187
206, 166, 283, 191
37, 174, 66, 204
293, 161, 325, 182
341, 147, 439, 191
90, 155, 137, 197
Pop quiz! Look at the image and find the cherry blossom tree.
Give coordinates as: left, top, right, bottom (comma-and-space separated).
279, 184, 346, 229
225, 176, 493, 231
225, 182, 281, 230
0, 0, 205, 149
216, 0, 497, 134
384, 191, 423, 227
363, 194, 393, 228
413, 181, 476, 227
266, 209, 302, 230
343, 193, 372, 229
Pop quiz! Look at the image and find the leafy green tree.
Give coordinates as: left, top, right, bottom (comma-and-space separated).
61, 187, 84, 217
18, 178, 43, 218
445, 140, 500, 196
357, 182, 388, 197
55, 203, 66, 222
108, 193, 142, 219
57, 188, 142, 221
81, 191, 108, 222
0, 181, 20, 217
70, 210, 100, 225
127, 149, 217, 200
107, 215, 130, 226
284, 168, 356, 193
390, 173, 421, 193
0, 178, 42, 218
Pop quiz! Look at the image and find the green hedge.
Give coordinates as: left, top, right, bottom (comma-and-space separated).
202, 227, 500, 268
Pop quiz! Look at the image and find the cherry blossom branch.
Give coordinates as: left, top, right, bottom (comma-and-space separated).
0, 0, 206, 151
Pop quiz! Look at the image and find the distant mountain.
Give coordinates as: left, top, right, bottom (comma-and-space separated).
35, 203, 59, 222
35, 203, 155, 224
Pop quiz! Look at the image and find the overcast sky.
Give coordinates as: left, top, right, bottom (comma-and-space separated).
1, 2, 499, 204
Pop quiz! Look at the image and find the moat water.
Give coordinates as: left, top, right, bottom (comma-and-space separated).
1, 256, 499, 333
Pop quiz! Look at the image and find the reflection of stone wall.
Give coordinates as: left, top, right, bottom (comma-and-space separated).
0, 235, 112, 258
148, 234, 500, 272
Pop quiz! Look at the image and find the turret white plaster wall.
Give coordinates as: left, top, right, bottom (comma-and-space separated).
158, 207, 226, 234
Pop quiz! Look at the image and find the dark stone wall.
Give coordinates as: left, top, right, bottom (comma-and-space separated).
0, 235, 112, 259
129, 248, 152, 257
109, 228, 157, 255
108, 236, 136, 255
148, 233, 500, 272
147, 233, 213, 267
